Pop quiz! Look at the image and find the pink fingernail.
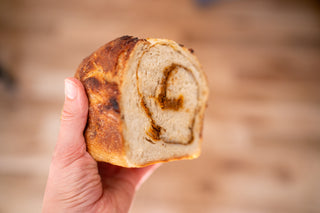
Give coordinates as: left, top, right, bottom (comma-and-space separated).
65, 79, 77, 100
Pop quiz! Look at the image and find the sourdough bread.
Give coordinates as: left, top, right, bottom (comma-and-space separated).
75, 36, 209, 167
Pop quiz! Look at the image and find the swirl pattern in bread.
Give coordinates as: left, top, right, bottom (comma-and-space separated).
75, 36, 208, 167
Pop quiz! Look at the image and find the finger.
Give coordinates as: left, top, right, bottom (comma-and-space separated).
53, 77, 89, 165
98, 162, 122, 178
134, 163, 161, 190
119, 163, 162, 191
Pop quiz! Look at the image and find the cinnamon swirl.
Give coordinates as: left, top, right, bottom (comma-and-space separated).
75, 36, 209, 167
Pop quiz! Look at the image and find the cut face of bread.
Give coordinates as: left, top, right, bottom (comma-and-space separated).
75, 36, 209, 167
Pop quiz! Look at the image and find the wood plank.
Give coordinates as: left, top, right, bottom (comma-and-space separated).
0, 0, 319, 212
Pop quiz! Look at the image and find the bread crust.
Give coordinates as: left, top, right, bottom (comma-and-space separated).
75, 36, 145, 166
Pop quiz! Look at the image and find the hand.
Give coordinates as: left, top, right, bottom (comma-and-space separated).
42, 78, 160, 213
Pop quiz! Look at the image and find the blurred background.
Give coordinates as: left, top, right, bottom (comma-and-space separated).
1, 0, 320, 212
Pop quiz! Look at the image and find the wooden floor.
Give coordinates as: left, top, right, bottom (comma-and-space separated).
1, 0, 320, 212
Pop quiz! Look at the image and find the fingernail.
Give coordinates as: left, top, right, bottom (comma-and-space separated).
65, 79, 77, 100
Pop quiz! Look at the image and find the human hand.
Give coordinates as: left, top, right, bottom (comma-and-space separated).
42, 78, 160, 213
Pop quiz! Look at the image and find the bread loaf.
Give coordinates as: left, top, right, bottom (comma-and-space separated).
75, 36, 209, 167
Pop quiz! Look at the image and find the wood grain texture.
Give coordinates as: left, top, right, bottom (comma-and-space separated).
0, 0, 319, 212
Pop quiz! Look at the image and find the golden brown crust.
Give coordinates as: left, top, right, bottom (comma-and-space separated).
75, 36, 145, 166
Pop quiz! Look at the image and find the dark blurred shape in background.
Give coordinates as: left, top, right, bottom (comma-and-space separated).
0, 0, 320, 212
0, 64, 16, 91
195, 0, 218, 7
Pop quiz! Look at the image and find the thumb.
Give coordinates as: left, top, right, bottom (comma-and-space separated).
53, 77, 89, 165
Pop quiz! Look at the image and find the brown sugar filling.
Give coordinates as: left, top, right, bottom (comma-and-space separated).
157, 63, 184, 111
136, 46, 199, 145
